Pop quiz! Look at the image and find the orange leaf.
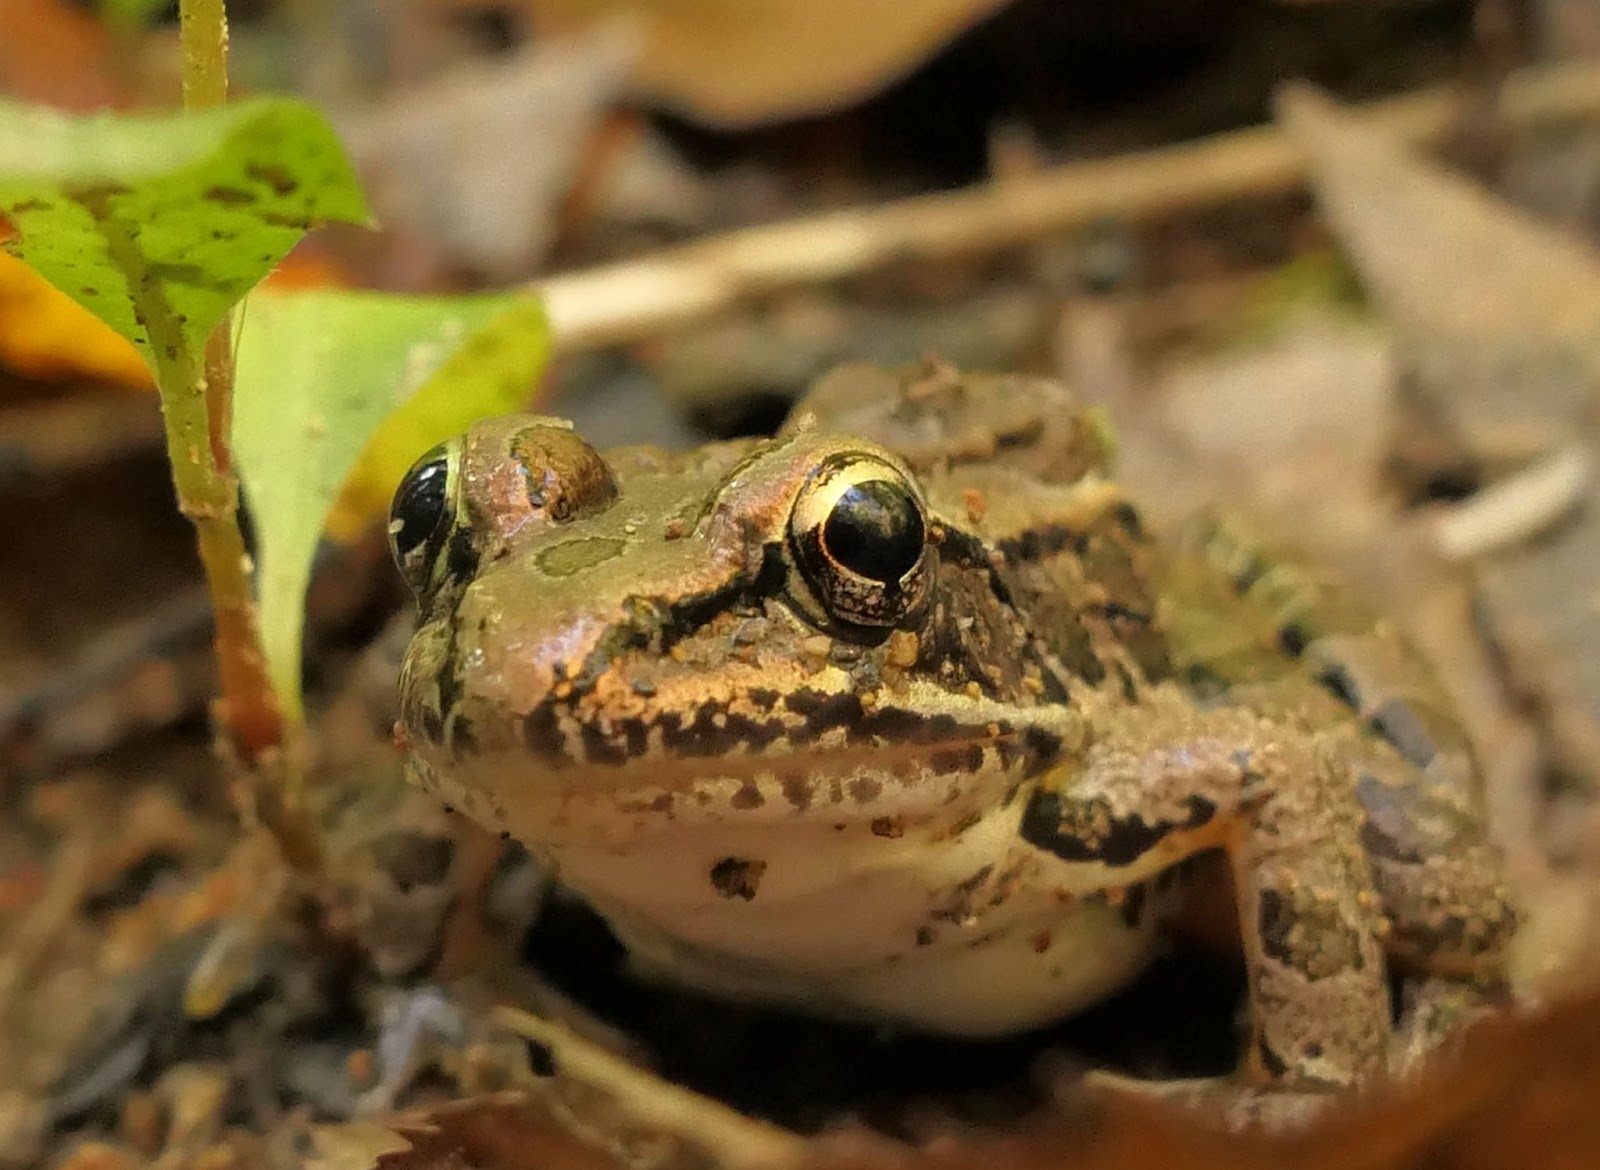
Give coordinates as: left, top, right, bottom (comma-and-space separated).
0, 0, 120, 111
0, 239, 353, 390
0, 249, 152, 387
525, 0, 1015, 127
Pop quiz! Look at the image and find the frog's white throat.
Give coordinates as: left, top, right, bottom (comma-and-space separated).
406, 732, 1161, 1038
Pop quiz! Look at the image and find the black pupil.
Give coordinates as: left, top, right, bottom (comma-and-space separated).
822, 480, 924, 583
390, 451, 449, 561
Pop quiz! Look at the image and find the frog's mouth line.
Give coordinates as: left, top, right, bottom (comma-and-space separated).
497, 703, 1076, 818
424, 726, 1067, 843
518, 683, 1072, 781
619, 728, 1043, 786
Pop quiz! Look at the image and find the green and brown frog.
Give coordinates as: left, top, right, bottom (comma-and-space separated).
388, 360, 1515, 1103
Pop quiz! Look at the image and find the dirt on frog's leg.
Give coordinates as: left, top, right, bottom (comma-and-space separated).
1024, 692, 1391, 1090
1304, 658, 1518, 985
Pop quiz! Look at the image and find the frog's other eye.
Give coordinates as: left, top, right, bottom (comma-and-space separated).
789, 455, 930, 628
389, 441, 456, 598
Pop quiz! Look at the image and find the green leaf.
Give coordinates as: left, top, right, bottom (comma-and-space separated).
233, 290, 550, 718
0, 96, 369, 375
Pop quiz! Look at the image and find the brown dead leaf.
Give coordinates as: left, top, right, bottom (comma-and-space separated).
307, 1095, 635, 1170
307, 988, 1600, 1170
805, 988, 1600, 1170
1277, 82, 1600, 343
523, 0, 1014, 127
305, 1120, 416, 1170
1477, 486, 1600, 787
337, 29, 639, 280
1275, 82, 1600, 442
0, 0, 120, 111
1106, 308, 1398, 560
1277, 80, 1600, 799
0, 252, 152, 388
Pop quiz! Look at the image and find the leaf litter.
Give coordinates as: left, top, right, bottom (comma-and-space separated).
1281, 79, 1600, 860
11, 18, 1600, 1170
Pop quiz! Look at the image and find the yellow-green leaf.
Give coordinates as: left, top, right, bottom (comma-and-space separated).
233, 290, 549, 718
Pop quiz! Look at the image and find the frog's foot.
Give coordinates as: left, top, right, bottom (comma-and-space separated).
1078, 1069, 1334, 1132
1075, 977, 1500, 1133
1023, 693, 1394, 1089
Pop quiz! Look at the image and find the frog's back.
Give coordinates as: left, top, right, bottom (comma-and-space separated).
794, 361, 1512, 981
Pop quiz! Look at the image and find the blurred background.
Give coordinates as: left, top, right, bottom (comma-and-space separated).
5, 1, 1600, 1166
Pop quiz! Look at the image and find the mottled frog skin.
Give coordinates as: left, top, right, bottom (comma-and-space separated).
391, 360, 1515, 1094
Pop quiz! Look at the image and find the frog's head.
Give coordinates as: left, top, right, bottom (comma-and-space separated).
389, 414, 1077, 845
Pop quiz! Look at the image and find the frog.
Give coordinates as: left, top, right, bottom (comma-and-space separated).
388, 358, 1515, 1102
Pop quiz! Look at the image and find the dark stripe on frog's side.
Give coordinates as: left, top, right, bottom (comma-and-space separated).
1171, 511, 1517, 976
1019, 790, 1218, 867
1178, 514, 1472, 781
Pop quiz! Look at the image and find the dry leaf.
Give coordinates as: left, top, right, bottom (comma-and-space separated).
337, 28, 639, 280
1277, 82, 1600, 342
307, 1094, 649, 1170
1275, 82, 1600, 441
1278, 81, 1600, 796
804, 988, 1600, 1170
0, 0, 120, 111
523, 0, 1014, 127
306, 988, 1600, 1170
1477, 487, 1600, 789
0, 250, 152, 387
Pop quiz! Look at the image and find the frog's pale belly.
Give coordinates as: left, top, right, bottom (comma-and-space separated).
532, 780, 1165, 1035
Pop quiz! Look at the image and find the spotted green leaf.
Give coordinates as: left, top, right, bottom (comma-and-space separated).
0, 96, 369, 374
233, 290, 549, 717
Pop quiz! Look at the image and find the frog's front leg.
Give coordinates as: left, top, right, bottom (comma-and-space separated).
1022, 692, 1391, 1089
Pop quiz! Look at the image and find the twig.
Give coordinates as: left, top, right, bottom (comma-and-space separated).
0, 834, 92, 1023
1432, 444, 1591, 561
493, 1004, 806, 1170
537, 60, 1600, 352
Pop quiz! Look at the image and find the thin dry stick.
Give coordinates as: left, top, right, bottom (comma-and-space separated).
494, 1005, 807, 1170
0, 835, 92, 1023
1432, 444, 1592, 561
537, 60, 1600, 352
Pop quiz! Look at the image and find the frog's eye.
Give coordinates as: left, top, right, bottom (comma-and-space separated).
389, 441, 456, 598
788, 454, 930, 628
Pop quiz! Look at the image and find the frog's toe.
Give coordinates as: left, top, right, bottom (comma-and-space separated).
1077, 1068, 1335, 1132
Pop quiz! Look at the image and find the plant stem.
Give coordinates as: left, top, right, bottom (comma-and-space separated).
141, 307, 283, 762
171, 0, 321, 870
179, 0, 229, 110
171, 0, 282, 758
